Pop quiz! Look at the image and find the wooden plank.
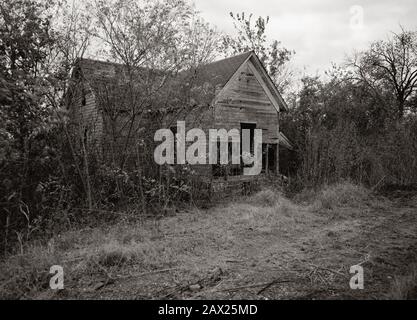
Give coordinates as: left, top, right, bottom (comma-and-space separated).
247, 60, 280, 114
266, 143, 269, 175
213, 53, 253, 105
247, 55, 288, 112
276, 113, 280, 174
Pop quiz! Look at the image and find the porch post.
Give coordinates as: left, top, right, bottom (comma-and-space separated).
265, 143, 269, 175
276, 114, 280, 175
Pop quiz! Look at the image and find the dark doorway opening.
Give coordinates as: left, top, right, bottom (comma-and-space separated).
240, 123, 256, 156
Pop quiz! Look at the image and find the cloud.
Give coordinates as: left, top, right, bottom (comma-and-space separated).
194, 0, 417, 74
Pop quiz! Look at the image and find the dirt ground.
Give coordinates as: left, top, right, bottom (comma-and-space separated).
1, 186, 417, 300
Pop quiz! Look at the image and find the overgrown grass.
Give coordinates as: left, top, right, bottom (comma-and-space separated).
0, 188, 309, 299
293, 182, 373, 211
314, 182, 371, 210
0, 246, 62, 299
0, 182, 404, 299
249, 189, 282, 207
0, 223, 178, 298
388, 265, 417, 300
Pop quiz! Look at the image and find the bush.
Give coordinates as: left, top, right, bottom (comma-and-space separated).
0, 126, 82, 255
312, 182, 371, 210
0, 246, 62, 299
249, 189, 283, 207
388, 265, 417, 300
96, 243, 136, 267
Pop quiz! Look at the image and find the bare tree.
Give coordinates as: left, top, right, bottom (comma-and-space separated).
350, 28, 417, 119
90, 0, 220, 169
46, 0, 95, 209
221, 12, 295, 93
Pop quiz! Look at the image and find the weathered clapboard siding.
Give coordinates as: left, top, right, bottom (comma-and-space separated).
68, 51, 289, 181
170, 57, 283, 177
68, 79, 104, 151
214, 62, 280, 145
162, 104, 215, 177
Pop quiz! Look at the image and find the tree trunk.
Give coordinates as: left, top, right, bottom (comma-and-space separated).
398, 100, 405, 119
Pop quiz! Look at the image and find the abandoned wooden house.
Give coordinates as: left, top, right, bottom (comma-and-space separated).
67, 51, 293, 187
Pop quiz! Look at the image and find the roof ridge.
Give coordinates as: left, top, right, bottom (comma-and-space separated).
77, 51, 254, 69
198, 51, 253, 68
76, 57, 121, 66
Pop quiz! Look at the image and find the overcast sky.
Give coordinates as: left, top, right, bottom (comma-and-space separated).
194, 0, 417, 76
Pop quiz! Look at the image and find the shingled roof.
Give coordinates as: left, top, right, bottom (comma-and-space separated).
73, 51, 287, 111
75, 52, 252, 92
181, 51, 288, 112
74, 58, 165, 87
187, 51, 252, 89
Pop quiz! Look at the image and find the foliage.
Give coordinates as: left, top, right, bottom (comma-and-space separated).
350, 28, 417, 119
0, 0, 62, 252
312, 182, 371, 211
92, 0, 220, 71
282, 62, 417, 190
1, 1, 417, 258
222, 12, 295, 93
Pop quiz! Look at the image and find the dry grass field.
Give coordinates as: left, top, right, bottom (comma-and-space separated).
1, 183, 416, 300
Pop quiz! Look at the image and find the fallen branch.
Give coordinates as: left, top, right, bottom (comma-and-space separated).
116, 267, 181, 280
356, 253, 371, 266
160, 268, 223, 299
257, 279, 294, 295
91, 267, 181, 291
372, 176, 386, 191
217, 280, 293, 293
308, 264, 348, 279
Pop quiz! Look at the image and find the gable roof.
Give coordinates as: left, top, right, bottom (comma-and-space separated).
76, 58, 119, 81
182, 51, 288, 112
73, 51, 288, 112
187, 51, 252, 89
247, 52, 289, 112
73, 58, 164, 88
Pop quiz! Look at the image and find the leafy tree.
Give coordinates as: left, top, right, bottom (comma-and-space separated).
0, 0, 93, 248
283, 57, 417, 188
0, 0, 60, 249
222, 12, 294, 93
0, 0, 54, 148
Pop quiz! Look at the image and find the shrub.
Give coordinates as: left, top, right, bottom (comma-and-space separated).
312, 182, 371, 210
388, 265, 417, 300
0, 246, 62, 299
250, 189, 282, 207
96, 245, 134, 267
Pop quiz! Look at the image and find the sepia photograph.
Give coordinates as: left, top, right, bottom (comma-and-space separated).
0, 0, 417, 308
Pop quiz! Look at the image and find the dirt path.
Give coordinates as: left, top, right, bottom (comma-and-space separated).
52, 192, 417, 300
